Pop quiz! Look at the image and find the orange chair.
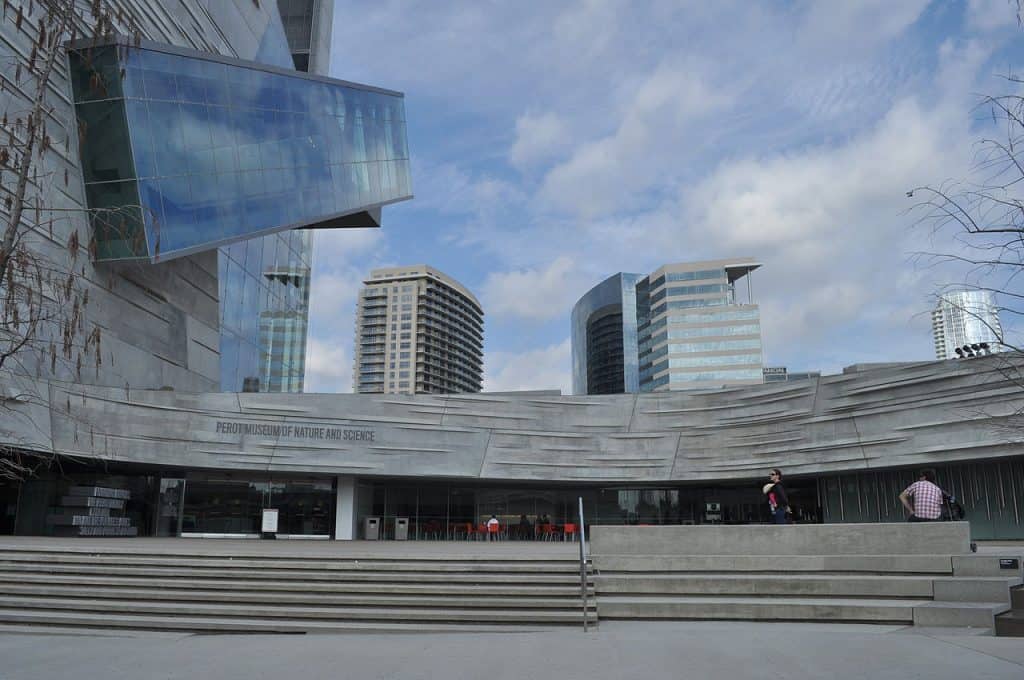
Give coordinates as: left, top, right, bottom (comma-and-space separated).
487, 521, 501, 541
563, 522, 577, 542
477, 523, 489, 541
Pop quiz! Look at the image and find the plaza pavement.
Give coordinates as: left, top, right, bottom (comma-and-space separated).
0, 620, 1022, 680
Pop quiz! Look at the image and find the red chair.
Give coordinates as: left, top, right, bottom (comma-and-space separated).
563, 522, 577, 542
487, 521, 501, 541
477, 523, 488, 541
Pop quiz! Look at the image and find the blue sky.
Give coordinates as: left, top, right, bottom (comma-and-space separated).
305, 0, 1024, 393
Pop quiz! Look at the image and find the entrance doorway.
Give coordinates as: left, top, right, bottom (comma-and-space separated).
179, 474, 333, 538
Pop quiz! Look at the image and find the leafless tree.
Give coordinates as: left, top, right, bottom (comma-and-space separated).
1, 1, 142, 480
908, 75, 1024, 353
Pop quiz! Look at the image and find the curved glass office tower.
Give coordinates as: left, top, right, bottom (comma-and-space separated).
571, 273, 641, 395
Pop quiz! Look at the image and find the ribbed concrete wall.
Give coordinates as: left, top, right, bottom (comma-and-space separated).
3, 355, 1023, 482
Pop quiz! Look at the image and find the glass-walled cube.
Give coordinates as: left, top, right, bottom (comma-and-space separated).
68, 39, 412, 263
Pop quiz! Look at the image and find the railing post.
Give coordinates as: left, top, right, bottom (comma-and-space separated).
578, 496, 589, 631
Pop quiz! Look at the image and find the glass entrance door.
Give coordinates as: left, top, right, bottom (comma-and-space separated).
155, 478, 186, 536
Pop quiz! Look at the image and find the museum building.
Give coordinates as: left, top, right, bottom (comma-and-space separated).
1, 3, 1022, 542
3, 357, 1024, 540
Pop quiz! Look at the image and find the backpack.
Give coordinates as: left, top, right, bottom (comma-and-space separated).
942, 494, 965, 521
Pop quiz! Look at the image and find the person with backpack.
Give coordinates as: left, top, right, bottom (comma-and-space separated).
763, 469, 791, 524
898, 469, 946, 522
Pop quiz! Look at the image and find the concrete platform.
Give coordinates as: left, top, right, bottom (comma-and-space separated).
1, 621, 1022, 680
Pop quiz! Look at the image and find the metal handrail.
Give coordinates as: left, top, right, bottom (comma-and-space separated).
578, 496, 589, 631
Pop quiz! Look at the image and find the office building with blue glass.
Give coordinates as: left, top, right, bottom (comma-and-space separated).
573, 259, 764, 395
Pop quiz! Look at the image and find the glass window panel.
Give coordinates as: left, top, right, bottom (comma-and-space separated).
137, 178, 166, 237
141, 66, 179, 102
77, 100, 135, 183
86, 181, 146, 260
143, 102, 187, 175
200, 60, 229, 106
125, 100, 158, 179
68, 45, 123, 102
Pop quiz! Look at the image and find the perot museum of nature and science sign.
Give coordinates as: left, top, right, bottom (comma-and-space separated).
215, 421, 376, 443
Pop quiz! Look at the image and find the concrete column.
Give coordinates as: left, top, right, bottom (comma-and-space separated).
334, 476, 356, 540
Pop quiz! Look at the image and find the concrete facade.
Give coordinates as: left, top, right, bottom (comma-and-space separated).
2, 354, 1023, 484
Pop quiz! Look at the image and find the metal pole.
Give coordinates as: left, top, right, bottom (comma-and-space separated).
578, 496, 588, 631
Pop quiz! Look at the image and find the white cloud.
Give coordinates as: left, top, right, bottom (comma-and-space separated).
481, 256, 582, 322
966, 0, 1020, 31
304, 338, 351, 393
539, 61, 732, 217
798, 0, 930, 55
509, 111, 572, 169
484, 339, 571, 393
687, 98, 960, 255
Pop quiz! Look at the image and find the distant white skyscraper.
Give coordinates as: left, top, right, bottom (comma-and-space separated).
931, 290, 1003, 359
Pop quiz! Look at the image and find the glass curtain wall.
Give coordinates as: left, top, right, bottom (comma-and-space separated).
219, 230, 311, 392
817, 458, 1024, 539
69, 41, 411, 263
360, 481, 817, 539
180, 474, 333, 536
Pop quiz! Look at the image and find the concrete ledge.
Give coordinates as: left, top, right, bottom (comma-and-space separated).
591, 554, 955, 574
597, 596, 923, 623
590, 523, 971, 556
952, 554, 1024, 579
912, 601, 1010, 628
595, 574, 935, 598
932, 578, 1020, 604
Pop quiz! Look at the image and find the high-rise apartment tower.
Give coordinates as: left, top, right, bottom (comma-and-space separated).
931, 290, 1003, 359
354, 266, 484, 394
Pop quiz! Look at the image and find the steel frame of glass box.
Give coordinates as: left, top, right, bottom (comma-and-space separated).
67, 37, 411, 264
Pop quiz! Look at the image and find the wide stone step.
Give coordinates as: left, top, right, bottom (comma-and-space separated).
0, 596, 597, 624
0, 564, 584, 584
591, 554, 955, 574
0, 583, 593, 608
1, 573, 590, 596
597, 595, 928, 623
0, 608, 589, 634
0, 552, 584, 573
595, 574, 936, 598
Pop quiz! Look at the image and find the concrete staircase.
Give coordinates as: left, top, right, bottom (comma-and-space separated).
0, 541, 596, 633
590, 524, 1022, 632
